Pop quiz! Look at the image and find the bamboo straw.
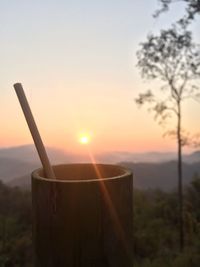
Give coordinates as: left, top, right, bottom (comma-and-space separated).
13, 83, 56, 179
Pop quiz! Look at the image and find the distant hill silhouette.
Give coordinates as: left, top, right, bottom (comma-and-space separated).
0, 157, 38, 183
7, 161, 200, 191
0, 145, 200, 190
0, 144, 72, 164
0, 145, 91, 184
1, 144, 200, 164
8, 174, 31, 189
120, 161, 200, 191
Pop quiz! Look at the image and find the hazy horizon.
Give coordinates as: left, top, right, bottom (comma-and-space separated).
0, 143, 198, 155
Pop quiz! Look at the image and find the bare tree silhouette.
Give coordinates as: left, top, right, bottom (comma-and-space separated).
135, 24, 200, 251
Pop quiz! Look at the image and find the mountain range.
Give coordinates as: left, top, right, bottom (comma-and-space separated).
0, 144, 200, 191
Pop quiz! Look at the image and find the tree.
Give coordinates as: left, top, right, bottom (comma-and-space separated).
135, 24, 200, 251
155, 0, 200, 25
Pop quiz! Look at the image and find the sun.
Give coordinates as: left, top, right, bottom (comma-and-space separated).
79, 134, 90, 145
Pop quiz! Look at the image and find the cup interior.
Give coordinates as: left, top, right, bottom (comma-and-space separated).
33, 164, 131, 182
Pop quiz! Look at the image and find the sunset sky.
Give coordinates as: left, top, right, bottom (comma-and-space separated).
0, 0, 199, 154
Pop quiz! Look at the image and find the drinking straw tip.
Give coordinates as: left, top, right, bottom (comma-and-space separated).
13, 83, 22, 88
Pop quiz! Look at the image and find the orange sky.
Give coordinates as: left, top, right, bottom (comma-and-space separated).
0, 0, 199, 154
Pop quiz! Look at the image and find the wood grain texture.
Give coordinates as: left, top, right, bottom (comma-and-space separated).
32, 164, 133, 267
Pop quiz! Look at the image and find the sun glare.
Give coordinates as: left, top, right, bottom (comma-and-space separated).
79, 134, 90, 145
